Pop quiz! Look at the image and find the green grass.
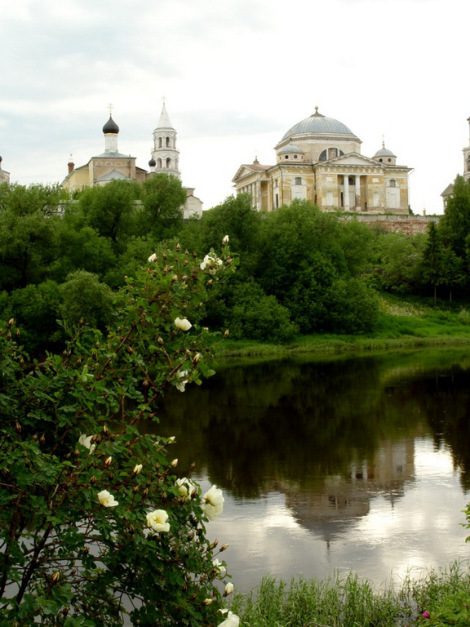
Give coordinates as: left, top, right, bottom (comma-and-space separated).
228, 563, 470, 626
214, 294, 470, 363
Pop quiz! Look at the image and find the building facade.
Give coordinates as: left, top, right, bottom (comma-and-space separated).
233, 108, 411, 214
0, 156, 10, 184
62, 104, 203, 219
441, 115, 470, 208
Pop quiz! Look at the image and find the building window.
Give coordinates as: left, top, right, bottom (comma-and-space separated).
157, 158, 162, 168
328, 147, 338, 159
285, 155, 289, 160
166, 157, 171, 168
158, 138, 162, 148
319, 150, 327, 161
390, 179, 397, 187
295, 177, 302, 185
294, 154, 298, 159
166, 137, 170, 147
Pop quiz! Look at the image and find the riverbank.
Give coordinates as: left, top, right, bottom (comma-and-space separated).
229, 563, 470, 626
214, 294, 470, 363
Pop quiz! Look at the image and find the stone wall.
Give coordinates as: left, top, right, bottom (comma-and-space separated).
341, 213, 440, 235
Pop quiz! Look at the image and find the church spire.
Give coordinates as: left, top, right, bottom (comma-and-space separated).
151, 100, 180, 178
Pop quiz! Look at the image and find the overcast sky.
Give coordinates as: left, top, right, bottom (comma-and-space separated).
1, 0, 469, 214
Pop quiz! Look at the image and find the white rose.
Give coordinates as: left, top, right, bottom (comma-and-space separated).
148, 253, 157, 262
146, 509, 170, 533
224, 582, 234, 596
176, 477, 197, 500
97, 490, 118, 508
175, 370, 188, 392
203, 485, 224, 521
218, 610, 240, 627
174, 317, 192, 331
78, 434, 96, 454
212, 558, 226, 576
222, 235, 229, 245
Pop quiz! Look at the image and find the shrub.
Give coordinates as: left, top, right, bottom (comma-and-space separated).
0, 243, 237, 625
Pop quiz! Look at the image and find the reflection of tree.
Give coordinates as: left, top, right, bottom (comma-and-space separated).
411, 366, 470, 490
150, 355, 428, 498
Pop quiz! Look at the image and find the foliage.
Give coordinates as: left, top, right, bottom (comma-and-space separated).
205, 278, 298, 343
440, 175, 470, 259
136, 174, 186, 240
59, 271, 115, 333
0, 243, 236, 626
230, 565, 470, 626
373, 231, 425, 294
0, 184, 66, 291
78, 180, 141, 245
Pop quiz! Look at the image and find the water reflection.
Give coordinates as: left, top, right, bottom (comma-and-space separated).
148, 349, 470, 590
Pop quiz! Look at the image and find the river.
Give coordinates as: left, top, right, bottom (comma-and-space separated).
149, 348, 470, 593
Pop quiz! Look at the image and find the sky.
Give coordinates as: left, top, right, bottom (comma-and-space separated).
1, 0, 470, 214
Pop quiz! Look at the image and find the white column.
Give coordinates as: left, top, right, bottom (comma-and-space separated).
355, 175, 361, 210
343, 175, 350, 210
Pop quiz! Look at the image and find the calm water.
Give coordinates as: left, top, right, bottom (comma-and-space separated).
152, 349, 470, 592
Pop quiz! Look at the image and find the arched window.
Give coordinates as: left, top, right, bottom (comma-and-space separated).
157, 158, 162, 168
319, 150, 327, 161
166, 137, 170, 147
295, 177, 302, 185
158, 137, 162, 148
166, 157, 171, 168
390, 179, 397, 188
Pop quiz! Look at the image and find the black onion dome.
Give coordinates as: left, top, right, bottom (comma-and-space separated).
102, 115, 119, 134
148, 157, 156, 167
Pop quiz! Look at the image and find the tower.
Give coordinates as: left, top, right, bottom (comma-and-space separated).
150, 100, 181, 178
463, 116, 470, 180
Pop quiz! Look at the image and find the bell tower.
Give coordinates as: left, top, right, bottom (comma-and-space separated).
463, 116, 470, 180
151, 100, 181, 178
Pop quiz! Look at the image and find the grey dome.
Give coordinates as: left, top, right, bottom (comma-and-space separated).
278, 143, 304, 154
282, 108, 356, 141
374, 143, 395, 158
148, 157, 156, 167
103, 115, 119, 134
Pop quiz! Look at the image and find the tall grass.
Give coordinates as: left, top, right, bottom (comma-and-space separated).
229, 563, 470, 626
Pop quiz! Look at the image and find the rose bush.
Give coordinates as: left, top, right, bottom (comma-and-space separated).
0, 242, 238, 625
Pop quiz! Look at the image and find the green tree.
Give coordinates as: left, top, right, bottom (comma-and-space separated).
373, 231, 425, 294
78, 180, 141, 245
59, 270, 115, 332
421, 221, 445, 304
0, 184, 66, 290
440, 175, 470, 259
137, 174, 186, 240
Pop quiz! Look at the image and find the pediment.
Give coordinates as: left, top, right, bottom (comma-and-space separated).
232, 163, 271, 182
322, 152, 381, 167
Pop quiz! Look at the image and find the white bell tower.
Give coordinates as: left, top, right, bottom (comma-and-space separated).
151, 100, 181, 178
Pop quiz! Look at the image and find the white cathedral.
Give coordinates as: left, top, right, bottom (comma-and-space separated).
233, 108, 411, 214
61, 103, 203, 219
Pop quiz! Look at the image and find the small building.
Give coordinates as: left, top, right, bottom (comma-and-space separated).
441, 115, 470, 209
233, 107, 411, 214
0, 156, 10, 184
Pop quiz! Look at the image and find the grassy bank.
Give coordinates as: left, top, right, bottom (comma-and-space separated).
229, 563, 470, 626
215, 294, 470, 362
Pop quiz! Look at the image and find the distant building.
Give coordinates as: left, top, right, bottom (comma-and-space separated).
0, 156, 10, 184
62, 103, 203, 219
233, 107, 411, 214
441, 115, 470, 208
62, 114, 147, 192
